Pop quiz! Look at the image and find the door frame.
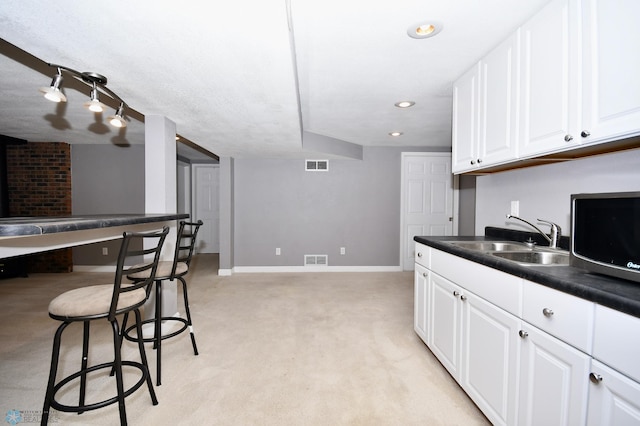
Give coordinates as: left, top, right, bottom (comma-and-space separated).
400, 152, 459, 270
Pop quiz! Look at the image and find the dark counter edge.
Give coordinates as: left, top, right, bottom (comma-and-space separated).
415, 227, 640, 319
0, 214, 190, 237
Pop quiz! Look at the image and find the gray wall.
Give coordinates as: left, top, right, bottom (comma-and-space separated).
232, 146, 447, 267
71, 144, 145, 265
475, 148, 640, 236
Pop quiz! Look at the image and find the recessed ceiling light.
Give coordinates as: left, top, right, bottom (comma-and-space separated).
395, 101, 415, 108
407, 21, 443, 39
389, 132, 404, 137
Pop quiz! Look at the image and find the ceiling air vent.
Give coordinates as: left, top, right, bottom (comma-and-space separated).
304, 254, 328, 266
305, 159, 329, 171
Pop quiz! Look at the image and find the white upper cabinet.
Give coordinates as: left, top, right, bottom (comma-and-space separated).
519, 0, 582, 157
452, 0, 640, 173
452, 33, 519, 173
581, 0, 640, 144
452, 64, 481, 173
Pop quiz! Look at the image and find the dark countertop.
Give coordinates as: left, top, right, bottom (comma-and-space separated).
0, 214, 189, 237
415, 227, 640, 319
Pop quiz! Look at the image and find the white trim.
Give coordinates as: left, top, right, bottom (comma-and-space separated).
232, 265, 402, 273
218, 268, 233, 276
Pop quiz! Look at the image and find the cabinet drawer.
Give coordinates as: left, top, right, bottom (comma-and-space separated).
522, 280, 594, 353
415, 243, 430, 268
431, 248, 522, 316
593, 305, 640, 383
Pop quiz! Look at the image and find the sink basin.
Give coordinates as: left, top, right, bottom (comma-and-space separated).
449, 241, 532, 252
492, 250, 570, 266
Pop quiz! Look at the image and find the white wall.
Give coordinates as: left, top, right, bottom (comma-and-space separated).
475, 148, 640, 235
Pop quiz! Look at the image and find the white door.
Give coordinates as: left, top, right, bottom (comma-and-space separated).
518, 323, 590, 426
519, 0, 581, 157
192, 164, 219, 253
582, 0, 640, 143
462, 292, 520, 426
587, 360, 640, 426
429, 272, 463, 381
414, 263, 430, 344
452, 64, 481, 173
401, 153, 454, 270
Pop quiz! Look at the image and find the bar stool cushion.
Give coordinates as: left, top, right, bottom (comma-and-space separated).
128, 261, 188, 280
49, 285, 146, 319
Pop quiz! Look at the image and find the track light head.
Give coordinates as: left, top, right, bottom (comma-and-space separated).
84, 84, 106, 113
39, 71, 67, 103
108, 103, 127, 128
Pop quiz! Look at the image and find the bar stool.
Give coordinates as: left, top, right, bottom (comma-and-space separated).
123, 220, 203, 386
41, 226, 169, 426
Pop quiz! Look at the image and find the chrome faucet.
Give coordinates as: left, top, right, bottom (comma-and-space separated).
505, 214, 562, 249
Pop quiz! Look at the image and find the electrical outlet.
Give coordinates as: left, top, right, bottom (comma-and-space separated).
340, 247, 346, 255
102, 247, 108, 256
275, 247, 281, 256
510, 200, 519, 216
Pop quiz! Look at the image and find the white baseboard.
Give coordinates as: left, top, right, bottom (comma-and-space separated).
230, 265, 403, 274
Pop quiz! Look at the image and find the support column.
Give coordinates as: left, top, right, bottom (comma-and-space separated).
144, 115, 178, 327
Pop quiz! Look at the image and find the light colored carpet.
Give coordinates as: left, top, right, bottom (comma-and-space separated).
0, 254, 489, 425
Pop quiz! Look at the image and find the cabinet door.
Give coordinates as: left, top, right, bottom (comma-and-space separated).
428, 272, 462, 380
582, 0, 640, 143
478, 32, 519, 168
452, 63, 481, 173
587, 360, 640, 426
414, 263, 429, 344
518, 323, 590, 426
519, 0, 581, 157
461, 292, 520, 426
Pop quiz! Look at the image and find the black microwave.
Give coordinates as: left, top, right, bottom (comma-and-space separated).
570, 191, 640, 283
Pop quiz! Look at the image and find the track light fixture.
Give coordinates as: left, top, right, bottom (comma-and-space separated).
39, 63, 128, 128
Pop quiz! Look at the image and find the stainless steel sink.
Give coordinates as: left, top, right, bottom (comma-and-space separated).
448, 241, 532, 252
491, 250, 570, 266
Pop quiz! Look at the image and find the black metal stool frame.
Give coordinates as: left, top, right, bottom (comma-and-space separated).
122, 220, 203, 386
41, 227, 169, 426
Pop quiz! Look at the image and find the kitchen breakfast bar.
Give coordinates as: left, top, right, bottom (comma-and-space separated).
0, 214, 188, 259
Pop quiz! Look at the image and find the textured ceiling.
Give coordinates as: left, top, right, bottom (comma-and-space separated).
0, 0, 550, 160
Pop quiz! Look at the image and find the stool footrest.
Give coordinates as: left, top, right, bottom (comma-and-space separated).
49, 361, 150, 413
123, 317, 190, 343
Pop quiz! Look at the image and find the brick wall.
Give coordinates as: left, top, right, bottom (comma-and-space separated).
6, 142, 73, 273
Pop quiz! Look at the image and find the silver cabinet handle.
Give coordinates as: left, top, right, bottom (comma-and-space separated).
542, 308, 554, 317
589, 373, 603, 384
519, 330, 528, 338
453, 290, 460, 297
581, 130, 591, 138
564, 134, 573, 142
417, 252, 423, 258
423, 272, 428, 278
470, 160, 476, 165
460, 295, 467, 301
477, 158, 482, 164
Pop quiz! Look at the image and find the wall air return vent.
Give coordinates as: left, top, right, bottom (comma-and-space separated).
304, 254, 328, 266
305, 160, 329, 171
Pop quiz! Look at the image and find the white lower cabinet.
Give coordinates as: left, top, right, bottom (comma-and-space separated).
413, 263, 429, 343
587, 360, 640, 426
428, 268, 519, 426
461, 290, 520, 426
414, 244, 640, 426
518, 323, 590, 426
429, 271, 463, 379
